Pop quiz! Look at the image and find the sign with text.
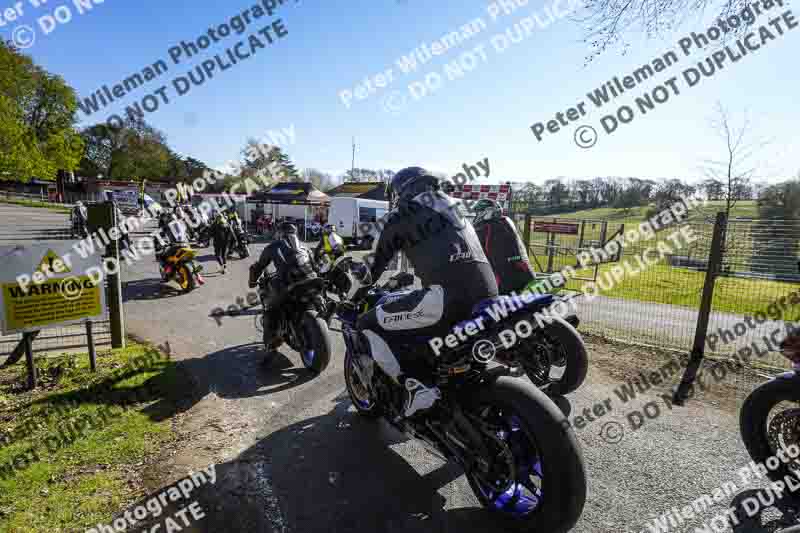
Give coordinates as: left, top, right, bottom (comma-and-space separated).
0, 243, 106, 335
533, 221, 580, 235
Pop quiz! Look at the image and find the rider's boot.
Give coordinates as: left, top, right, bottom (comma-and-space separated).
403, 378, 441, 418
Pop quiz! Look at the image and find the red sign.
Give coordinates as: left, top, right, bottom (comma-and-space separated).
533, 221, 579, 234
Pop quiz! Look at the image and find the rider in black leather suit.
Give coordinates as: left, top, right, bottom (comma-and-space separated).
357, 166, 498, 418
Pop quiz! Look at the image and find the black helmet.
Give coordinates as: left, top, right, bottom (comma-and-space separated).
278, 221, 297, 238
388, 167, 442, 205
473, 199, 503, 224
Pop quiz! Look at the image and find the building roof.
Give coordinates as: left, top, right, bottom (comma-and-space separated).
326, 181, 387, 201
250, 181, 330, 205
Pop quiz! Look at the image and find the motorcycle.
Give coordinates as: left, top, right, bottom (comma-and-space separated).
338, 264, 586, 531
156, 243, 205, 293
258, 272, 332, 374
227, 213, 251, 259
315, 254, 356, 324
740, 332, 800, 487
328, 258, 587, 396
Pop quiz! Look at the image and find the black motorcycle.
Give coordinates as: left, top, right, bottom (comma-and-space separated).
315, 254, 356, 324
258, 273, 332, 374
338, 265, 586, 531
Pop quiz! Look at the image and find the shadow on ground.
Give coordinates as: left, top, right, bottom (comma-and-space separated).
121, 391, 497, 533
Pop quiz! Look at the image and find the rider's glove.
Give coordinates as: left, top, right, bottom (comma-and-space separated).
352, 285, 371, 303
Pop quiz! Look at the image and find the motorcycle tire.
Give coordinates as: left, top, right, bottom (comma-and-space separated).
299, 311, 332, 374
465, 376, 586, 533
523, 316, 588, 396
344, 351, 381, 418
176, 264, 197, 293
239, 244, 250, 259
740, 373, 800, 485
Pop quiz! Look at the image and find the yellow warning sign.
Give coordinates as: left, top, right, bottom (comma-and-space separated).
35, 249, 71, 275
2, 276, 101, 332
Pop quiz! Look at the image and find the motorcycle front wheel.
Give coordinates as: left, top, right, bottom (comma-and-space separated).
299, 311, 331, 374
464, 377, 586, 532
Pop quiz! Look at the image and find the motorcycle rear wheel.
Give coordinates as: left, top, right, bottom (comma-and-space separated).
522, 317, 588, 396
464, 377, 586, 532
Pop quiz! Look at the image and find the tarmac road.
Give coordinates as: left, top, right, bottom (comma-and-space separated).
118, 237, 790, 533
0, 204, 795, 532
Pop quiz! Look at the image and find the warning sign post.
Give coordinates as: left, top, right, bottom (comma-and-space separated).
0, 244, 107, 335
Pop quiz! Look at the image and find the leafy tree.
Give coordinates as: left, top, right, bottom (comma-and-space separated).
78, 117, 170, 180
303, 168, 337, 191
0, 41, 83, 180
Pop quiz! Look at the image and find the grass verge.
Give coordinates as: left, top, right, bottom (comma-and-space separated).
0, 198, 71, 213
0, 341, 188, 532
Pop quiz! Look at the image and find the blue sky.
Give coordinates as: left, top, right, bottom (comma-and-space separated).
4, 0, 798, 184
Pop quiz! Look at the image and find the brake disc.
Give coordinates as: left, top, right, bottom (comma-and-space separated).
767, 407, 800, 458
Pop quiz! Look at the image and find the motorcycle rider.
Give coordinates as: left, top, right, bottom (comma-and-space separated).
212, 211, 231, 274
472, 198, 538, 295
72, 201, 88, 237
355, 167, 498, 418
313, 224, 345, 267
248, 222, 317, 359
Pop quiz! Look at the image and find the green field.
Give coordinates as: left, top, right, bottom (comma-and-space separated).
547, 201, 759, 224
538, 255, 800, 319
527, 200, 800, 318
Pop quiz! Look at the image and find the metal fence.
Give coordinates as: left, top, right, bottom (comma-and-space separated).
516, 213, 800, 384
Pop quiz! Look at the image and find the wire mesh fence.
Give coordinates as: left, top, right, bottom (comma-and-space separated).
519, 214, 800, 381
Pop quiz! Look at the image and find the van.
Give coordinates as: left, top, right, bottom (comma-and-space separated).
328, 197, 388, 250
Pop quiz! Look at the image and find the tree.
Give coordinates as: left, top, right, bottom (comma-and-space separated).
701, 179, 724, 201
576, 0, 747, 62
544, 179, 569, 206
78, 117, 170, 180
0, 41, 83, 180
303, 168, 337, 191
701, 103, 762, 219
653, 178, 695, 208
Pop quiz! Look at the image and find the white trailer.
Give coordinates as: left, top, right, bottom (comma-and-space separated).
328, 197, 388, 250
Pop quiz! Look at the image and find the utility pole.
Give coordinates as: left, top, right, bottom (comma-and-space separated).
351, 137, 356, 182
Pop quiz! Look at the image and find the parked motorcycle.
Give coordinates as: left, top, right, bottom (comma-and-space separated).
740, 332, 800, 486
338, 264, 586, 531
258, 273, 332, 374
156, 243, 205, 293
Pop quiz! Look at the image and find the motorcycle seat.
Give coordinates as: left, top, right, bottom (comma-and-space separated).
467, 293, 554, 324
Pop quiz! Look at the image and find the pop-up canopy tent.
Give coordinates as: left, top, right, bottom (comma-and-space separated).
248, 182, 330, 239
